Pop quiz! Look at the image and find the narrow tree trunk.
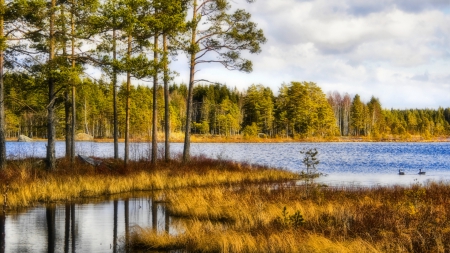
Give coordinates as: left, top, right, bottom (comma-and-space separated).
64, 91, 72, 158
71, 87, 76, 159
62, 5, 72, 160
124, 34, 131, 165
84, 97, 88, 134
183, 0, 197, 163
112, 3, 118, 159
0, 0, 6, 169
47, 0, 57, 171
151, 31, 158, 164
70, 0, 76, 162
163, 33, 170, 162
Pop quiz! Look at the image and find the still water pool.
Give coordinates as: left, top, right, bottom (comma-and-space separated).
6, 141, 450, 186
2, 196, 171, 253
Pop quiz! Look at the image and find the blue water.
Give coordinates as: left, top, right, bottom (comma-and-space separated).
6, 141, 450, 186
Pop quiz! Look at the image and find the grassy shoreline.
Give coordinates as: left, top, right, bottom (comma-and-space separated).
8, 134, 450, 143
0, 156, 299, 209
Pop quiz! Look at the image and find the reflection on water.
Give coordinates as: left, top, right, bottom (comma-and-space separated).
3, 195, 171, 253
1, 213, 5, 253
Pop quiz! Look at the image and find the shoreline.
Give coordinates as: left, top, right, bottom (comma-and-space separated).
7, 135, 450, 143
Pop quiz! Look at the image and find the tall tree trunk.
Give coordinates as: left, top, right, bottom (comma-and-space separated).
62, 6, 72, 160
163, 33, 170, 162
112, 3, 118, 159
47, 0, 57, 171
64, 91, 72, 157
152, 32, 158, 164
124, 34, 131, 165
0, 0, 6, 170
183, 0, 197, 163
112, 43, 118, 160
70, 0, 76, 162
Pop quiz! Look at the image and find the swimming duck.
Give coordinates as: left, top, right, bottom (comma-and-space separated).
398, 169, 405, 175
418, 169, 426, 175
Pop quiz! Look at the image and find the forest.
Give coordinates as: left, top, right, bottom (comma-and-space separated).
0, 0, 268, 168
5, 74, 450, 141
0, 0, 448, 170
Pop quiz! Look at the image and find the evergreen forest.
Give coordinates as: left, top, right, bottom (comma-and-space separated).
0, 0, 447, 170
6, 76, 450, 140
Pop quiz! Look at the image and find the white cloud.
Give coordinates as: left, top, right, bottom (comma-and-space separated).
172, 0, 450, 109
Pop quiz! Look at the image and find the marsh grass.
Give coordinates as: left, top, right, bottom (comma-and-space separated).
132, 182, 450, 253
0, 156, 298, 209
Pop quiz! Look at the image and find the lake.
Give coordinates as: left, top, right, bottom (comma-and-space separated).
7, 141, 450, 186
2, 141, 450, 252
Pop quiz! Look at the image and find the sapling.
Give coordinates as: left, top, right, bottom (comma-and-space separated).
300, 148, 319, 196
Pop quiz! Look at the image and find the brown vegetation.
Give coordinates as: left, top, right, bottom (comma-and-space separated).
132, 182, 450, 253
0, 156, 298, 209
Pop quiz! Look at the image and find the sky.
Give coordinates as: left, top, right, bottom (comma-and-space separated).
169, 0, 450, 109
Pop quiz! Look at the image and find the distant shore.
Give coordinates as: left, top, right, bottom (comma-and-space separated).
8, 134, 450, 143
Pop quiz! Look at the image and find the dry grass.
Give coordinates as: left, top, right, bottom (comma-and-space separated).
0, 156, 298, 209
132, 182, 450, 253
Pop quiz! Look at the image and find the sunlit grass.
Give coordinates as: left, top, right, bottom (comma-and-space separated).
0, 157, 299, 209
132, 182, 450, 252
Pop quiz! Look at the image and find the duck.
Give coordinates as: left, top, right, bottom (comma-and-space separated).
398, 169, 405, 175
418, 169, 426, 175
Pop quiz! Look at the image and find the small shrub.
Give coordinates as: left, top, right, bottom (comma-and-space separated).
300, 148, 320, 196
242, 123, 258, 137
275, 206, 305, 229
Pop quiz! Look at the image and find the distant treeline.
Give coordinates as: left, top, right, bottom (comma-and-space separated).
5, 73, 450, 139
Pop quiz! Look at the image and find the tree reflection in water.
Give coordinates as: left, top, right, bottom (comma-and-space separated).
4, 196, 172, 252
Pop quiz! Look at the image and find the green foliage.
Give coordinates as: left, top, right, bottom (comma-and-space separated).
277, 82, 336, 138
328, 91, 450, 139
242, 122, 258, 137
276, 206, 305, 229
4, 73, 450, 140
300, 148, 320, 197
193, 120, 209, 134
243, 84, 274, 136
300, 148, 319, 176
2, 0, 450, 142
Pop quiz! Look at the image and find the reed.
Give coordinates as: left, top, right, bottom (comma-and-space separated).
133, 219, 379, 253
132, 182, 450, 252
0, 157, 298, 209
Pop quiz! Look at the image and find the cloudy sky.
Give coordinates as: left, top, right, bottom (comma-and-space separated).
170, 0, 450, 109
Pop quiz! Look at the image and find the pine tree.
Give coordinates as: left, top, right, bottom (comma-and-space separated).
182, 0, 266, 162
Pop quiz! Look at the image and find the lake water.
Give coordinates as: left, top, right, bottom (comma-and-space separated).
7, 141, 450, 186
2, 195, 172, 253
